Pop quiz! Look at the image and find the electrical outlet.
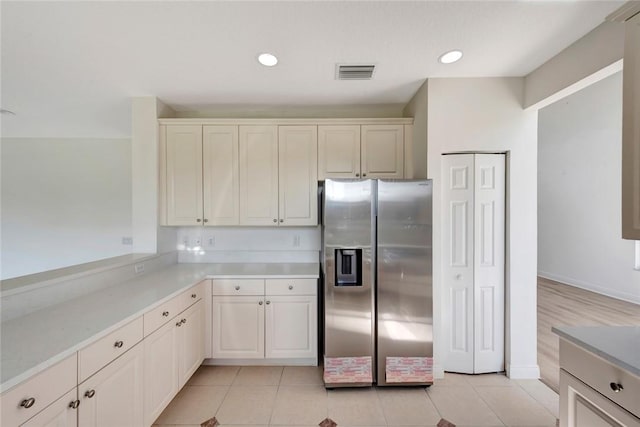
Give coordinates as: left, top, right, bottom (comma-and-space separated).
122, 237, 133, 245
293, 235, 301, 247
182, 236, 189, 247
194, 236, 202, 247
134, 263, 145, 274
207, 236, 216, 247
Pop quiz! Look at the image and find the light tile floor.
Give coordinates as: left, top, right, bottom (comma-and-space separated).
154, 366, 559, 427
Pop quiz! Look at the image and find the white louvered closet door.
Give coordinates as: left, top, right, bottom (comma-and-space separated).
442, 153, 505, 374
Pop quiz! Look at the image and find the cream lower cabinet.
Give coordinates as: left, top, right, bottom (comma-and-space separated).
21, 389, 79, 427
78, 342, 144, 427
211, 278, 318, 364
212, 295, 265, 359
143, 300, 205, 426
318, 124, 406, 180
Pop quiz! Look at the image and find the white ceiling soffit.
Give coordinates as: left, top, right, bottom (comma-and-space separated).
0, 1, 625, 138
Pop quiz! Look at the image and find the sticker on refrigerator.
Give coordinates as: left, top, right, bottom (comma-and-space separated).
324, 356, 372, 384
385, 357, 433, 383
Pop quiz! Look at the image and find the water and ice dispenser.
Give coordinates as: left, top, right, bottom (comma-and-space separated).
335, 248, 362, 286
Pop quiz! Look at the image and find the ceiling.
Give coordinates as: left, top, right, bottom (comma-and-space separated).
0, 1, 624, 138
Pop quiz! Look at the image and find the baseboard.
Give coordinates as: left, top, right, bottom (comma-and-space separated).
538, 271, 640, 305
506, 363, 540, 379
203, 357, 318, 366
433, 364, 445, 379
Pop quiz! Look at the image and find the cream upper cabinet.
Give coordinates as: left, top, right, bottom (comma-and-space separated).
318, 125, 361, 179
622, 12, 640, 239
318, 124, 405, 180
164, 125, 204, 226
78, 343, 144, 427
203, 126, 240, 226
361, 125, 404, 179
239, 126, 279, 225
278, 126, 318, 226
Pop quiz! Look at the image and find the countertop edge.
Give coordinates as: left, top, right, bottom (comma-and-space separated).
552, 326, 640, 378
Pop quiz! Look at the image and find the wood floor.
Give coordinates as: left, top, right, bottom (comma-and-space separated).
537, 276, 640, 392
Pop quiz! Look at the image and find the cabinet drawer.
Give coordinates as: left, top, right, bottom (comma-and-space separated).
78, 317, 143, 383
1, 354, 77, 427
560, 339, 640, 418
179, 281, 204, 311
144, 296, 180, 337
212, 279, 264, 296
266, 279, 317, 295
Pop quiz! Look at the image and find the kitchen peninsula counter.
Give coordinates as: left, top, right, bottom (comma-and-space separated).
1, 262, 319, 393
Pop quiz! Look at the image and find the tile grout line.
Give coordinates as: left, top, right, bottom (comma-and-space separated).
423, 385, 444, 422
266, 367, 285, 426
513, 379, 559, 420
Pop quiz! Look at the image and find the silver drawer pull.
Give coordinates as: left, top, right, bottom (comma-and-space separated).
266, 300, 271, 305
191, 293, 197, 298
610, 382, 624, 392
20, 398, 36, 409
258, 301, 263, 305
114, 340, 124, 348
176, 321, 182, 327
235, 286, 240, 291
68, 399, 80, 409
162, 311, 170, 317
84, 389, 95, 398
288, 285, 293, 290
181, 318, 187, 324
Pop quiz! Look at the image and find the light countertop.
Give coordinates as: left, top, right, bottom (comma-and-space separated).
1, 262, 318, 393
553, 325, 640, 377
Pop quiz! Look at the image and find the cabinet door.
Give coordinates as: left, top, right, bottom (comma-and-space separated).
21, 389, 78, 427
361, 125, 404, 178
165, 125, 204, 226
177, 300, 205, 389
239, 126, 279, 225
265, 295, 317, 359
212, 296, 264, 358
560, 370, 639, 427
622, 13, 640, 239
143, 319, 178, 427
278, 126, 318, 226
203, 125, 240, 226
318, 125, 361, 179
79, 343, 144, 427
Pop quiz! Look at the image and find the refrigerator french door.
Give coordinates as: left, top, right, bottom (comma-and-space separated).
322, 179, 433, 387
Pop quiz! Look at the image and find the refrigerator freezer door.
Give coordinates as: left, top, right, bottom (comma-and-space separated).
323, 179, 376, 385
376, 179, 433, 386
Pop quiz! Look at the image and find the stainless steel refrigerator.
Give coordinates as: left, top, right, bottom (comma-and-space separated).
322, 179, 433, 387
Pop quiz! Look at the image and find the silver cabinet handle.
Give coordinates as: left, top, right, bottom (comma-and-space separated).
162, 311, 169, 317
235, 285, 240, 291
176, 321, 182, 327
273, 219, 277, 223
258, 301, 263, 305
68, 400, 80, 409
20, 398, 36, 409
363, 173, 367, 177
181, 318, 187, 324
204, 219, 209, 223
266, 300, 271, 305
355, 173, 360, 177
114, 340, 124, 348
196, 218, 202, 222
279, 219, 284, 223
288, 285, 293, 290
84, 390, 95, 398
191, 293, 197, 298
610, 382, 624, 392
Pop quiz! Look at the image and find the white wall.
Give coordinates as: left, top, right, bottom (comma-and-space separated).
538, 72, 640, 304
1, 138, 132, 279
403, 79, 428, 178
427, 78, 539, 378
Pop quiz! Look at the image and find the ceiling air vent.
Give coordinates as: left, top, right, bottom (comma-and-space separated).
336, 64, 376, 80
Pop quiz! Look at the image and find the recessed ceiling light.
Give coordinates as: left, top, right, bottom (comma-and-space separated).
439, 50, 463, 64
258, 53, 278, 67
